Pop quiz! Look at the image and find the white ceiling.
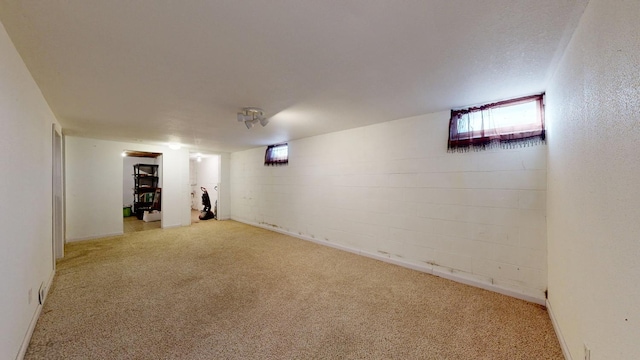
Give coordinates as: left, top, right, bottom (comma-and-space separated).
0, 0, 586, 153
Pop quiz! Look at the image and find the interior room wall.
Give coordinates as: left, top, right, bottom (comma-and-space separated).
65, 137, 191, 241
230, 110, 548, 302
546, 0, 640, 358
190, 159, 198, 210
218, 153, 231, 220
0, 21, 58, 359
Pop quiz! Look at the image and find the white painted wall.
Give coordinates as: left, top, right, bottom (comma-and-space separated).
218, 153, 231, 220
65, 137, 191, 241
230, 111, 548, 302
546, 0, 640, 358
190, 159, 198, 209
0, 21, 57, 359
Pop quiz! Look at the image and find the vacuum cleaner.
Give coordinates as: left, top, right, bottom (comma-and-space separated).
199, 186, 217, 220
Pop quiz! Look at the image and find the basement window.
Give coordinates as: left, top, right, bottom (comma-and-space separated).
264, 143, 288, 166
447, 94, 545, 152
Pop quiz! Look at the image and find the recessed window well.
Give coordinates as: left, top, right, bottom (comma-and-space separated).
448, 94, 545, 152
264, 143, 288, 166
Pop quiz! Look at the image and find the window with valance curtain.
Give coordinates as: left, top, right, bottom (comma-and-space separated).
264, 143, 288, 166
448, 94, 545, 152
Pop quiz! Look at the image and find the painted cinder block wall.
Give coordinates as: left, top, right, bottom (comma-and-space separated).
546, 0, 640, 358
230, 110, 548, 302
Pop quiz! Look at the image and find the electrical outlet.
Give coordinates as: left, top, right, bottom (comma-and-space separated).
28, 288, 33, 304
584, 343, 591, 360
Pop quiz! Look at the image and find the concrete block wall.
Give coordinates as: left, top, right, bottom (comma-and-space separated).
230, 110, 547, 301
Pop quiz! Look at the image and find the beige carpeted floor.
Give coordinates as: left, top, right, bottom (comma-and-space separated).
26, 220, 563, 359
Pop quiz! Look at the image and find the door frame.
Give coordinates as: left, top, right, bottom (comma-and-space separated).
52, 125, 64, 262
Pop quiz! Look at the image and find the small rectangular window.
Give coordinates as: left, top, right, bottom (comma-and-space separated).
448, 94, 545, 152
264, 143, 288, 166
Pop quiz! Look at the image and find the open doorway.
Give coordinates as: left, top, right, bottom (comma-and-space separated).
189, 153, 220, 224
122, 151, 162, 233
52, 125, 64, 263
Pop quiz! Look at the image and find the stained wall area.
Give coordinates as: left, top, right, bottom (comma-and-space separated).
231, 110, 548, 303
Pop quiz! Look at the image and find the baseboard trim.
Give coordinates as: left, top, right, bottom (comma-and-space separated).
233, 218, 545, 305
67, 232, 123, 242
16, 270, 55, 360
547, 299, 571, 360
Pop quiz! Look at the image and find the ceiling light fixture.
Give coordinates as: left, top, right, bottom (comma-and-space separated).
237, 107, 269, 129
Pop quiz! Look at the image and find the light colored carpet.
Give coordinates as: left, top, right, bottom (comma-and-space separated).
26, 220, 563, 359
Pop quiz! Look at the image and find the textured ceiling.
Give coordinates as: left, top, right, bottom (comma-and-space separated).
0, 0, 587, 153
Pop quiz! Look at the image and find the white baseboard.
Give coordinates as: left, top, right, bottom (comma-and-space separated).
547, 299, 571, 360
233, 218, 546, 306
16, 270, 55, 360
67, 232, 123, 242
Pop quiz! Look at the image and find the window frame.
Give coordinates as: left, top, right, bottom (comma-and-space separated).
264, 143, 288, 166
448, 94, 545, 152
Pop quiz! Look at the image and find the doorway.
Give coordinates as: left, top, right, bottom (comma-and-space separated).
122, 151, 163, 233
189, 153, 220, 224
52, 125, 64, 263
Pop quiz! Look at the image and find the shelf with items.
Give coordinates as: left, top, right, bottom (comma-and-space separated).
133, 164, 161, 219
